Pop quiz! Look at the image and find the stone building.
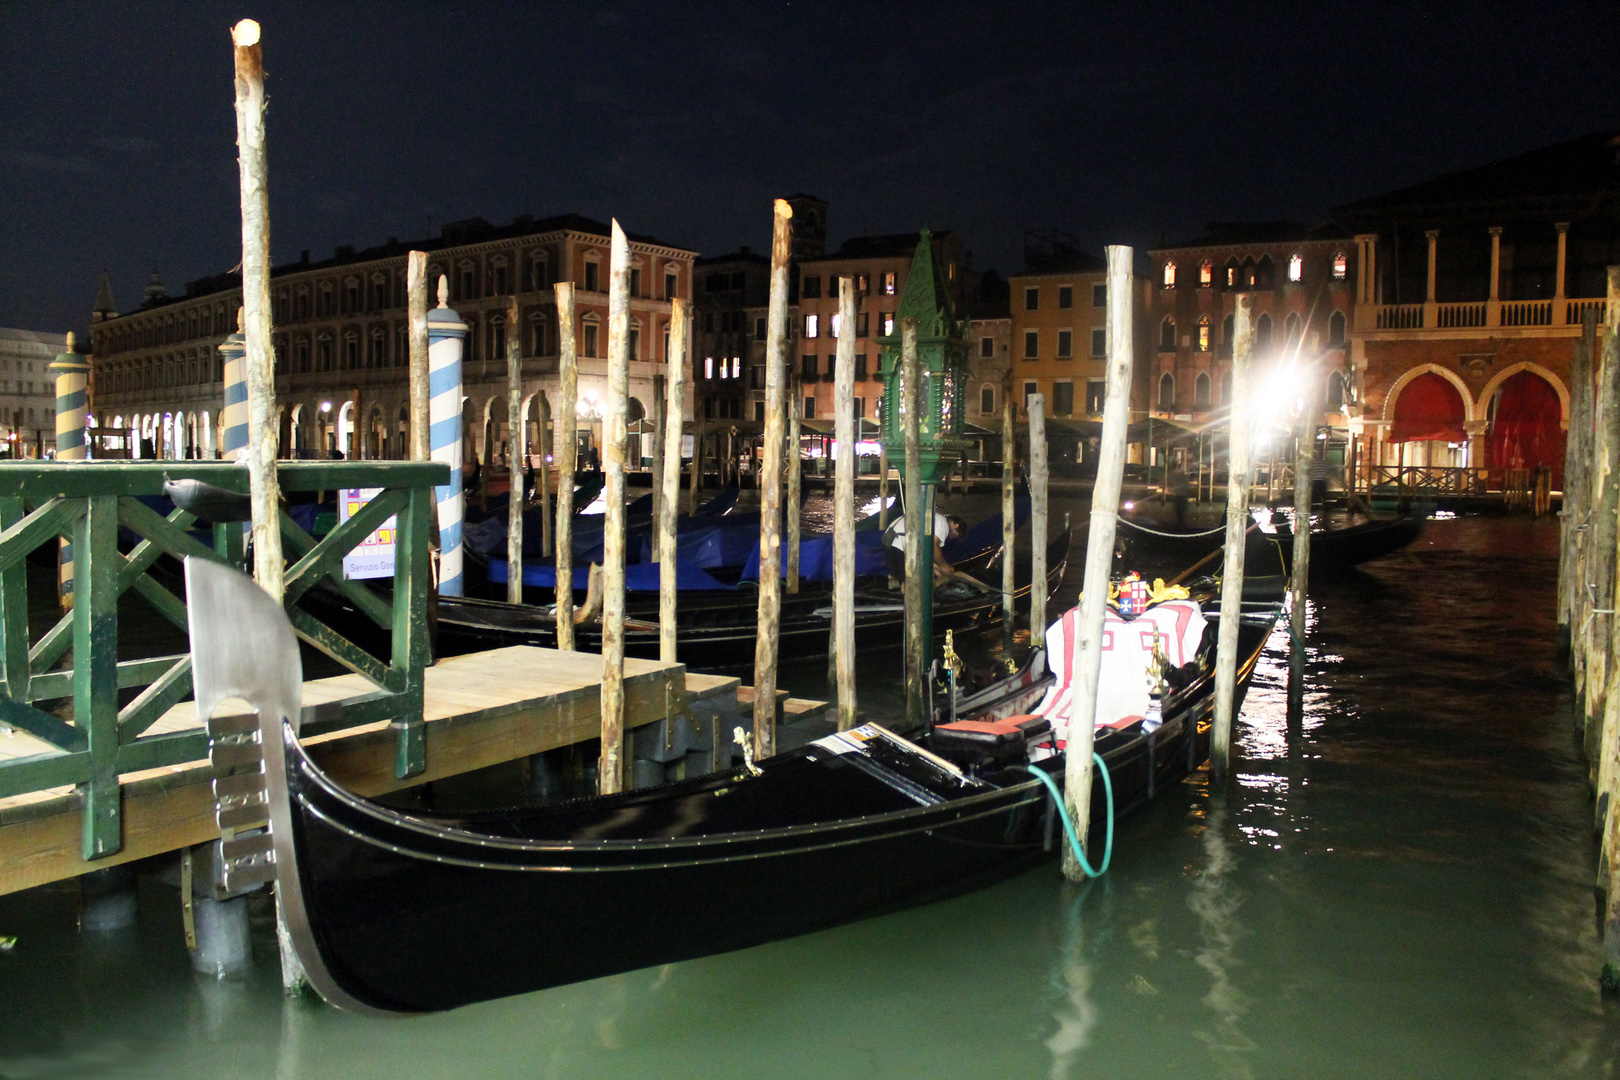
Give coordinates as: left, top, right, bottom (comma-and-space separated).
0, 328, 68, 457
692, 247, 769, 423
1334, 130, 1620, 487
87, 213, 697, 466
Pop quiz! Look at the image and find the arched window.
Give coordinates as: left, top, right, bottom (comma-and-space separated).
1327, 372, 1346, 409
1256, 256, 1274, 289
1332, 251, 1348, 280
1197, 315, 1210, 352
1159, 317, 1177, 351
1328, 311, 1346, 345
1241, 257, 1257, 289
1221, 369, 1232, 404
1199, 259, 1213, 287
1222, 313, 1234, 350
981, 385, 995, 415
1255, 313, 1273, 351
1162, 260, 1177, 288
1284, 312, 1302, 349
1158, 372, 1175, 410
1224, 259, 1239, 288
1195, 372, 1211, 409
1288, 253, 1303, 282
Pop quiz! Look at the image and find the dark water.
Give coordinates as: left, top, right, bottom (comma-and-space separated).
5, 511, 1620, 1078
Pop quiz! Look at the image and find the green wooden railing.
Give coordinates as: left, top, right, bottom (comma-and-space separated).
0, 460, 447, 860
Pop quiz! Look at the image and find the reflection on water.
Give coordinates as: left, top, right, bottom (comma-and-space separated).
7, 514, 1620, 1078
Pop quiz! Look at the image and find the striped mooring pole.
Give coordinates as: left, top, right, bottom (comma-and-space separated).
51, 332, 90, 608
428, 276, 468, 596
219, 314, 248, 460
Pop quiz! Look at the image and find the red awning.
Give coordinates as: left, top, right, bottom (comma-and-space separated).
1389, 372, 1466, 444
1486, 370, 1565, 475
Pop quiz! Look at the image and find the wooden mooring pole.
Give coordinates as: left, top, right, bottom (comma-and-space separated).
1060, 245, 1136, 882
901, 318, 926, 731
660, 298, 689, 664
1001, 373, 1016, 639
231, 16, 301, 996
1211, 294, 1256, 784
690, 416, 704, 516
1587, 279, 1620, 765
878, 441, 891, 532
787, 379, 802, 593
506, 297, 525, 605
833, 277, 858, 730
554, 282, 579, 650
1028, 396, 1049, 649
598, 221, 631, 795
408, 251, 430, 461
1560, 311, 1597, 664
753, 200, 793, 760
1597, 266, 1620, 991
1288, 407, 1314, 717
537, 392, 552, 558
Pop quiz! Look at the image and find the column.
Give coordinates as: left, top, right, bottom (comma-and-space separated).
1488, 227, 1503, 301
1355, 233, 1377, 332
428, 276, 469, 596
51, 333, 90, 609
220, 317, 248, 460
1555, 221, 1571, 324
1425, 229, 1440, 302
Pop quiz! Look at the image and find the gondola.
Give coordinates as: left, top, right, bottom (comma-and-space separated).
184, 541, 1284, 1015
1117, 509, 1424, 573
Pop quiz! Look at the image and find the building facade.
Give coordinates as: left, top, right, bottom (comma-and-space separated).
88, 213, 697, 466
0, 328, 67, 457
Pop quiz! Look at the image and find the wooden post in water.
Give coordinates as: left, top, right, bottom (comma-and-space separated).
1587, 277, 1620, 763
1028, 396, 1049, 649
598, 221, 631, 795
787, 376, 802, 593
231, 16, 301, 997
901, 318, 926, 730
660, 298, 689, 664
506, 297, 525, 604
1599, 268, 1620, 992
1564, 311, 1597, 669
408, 251, 430, 462
690, 415, 703, 516
1001, 373, 1016, 635
1211, 294, 1256, 784
537, 392, 552, 558
554, 282, 579, 650
1060, 244, 1136, 882
1288, 408, 1314, 715
753, 200, 793, 760
650, 375, 665, 561
833, 277, 858, 730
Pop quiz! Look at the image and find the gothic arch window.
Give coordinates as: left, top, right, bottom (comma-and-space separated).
1162, 260, 1177, 288
1197, 315, 1211, 352
1159, 317, 1176, 351
1327, 371, 1346, 409
1241, 257, 1257, 289
1195, 372, 1211, 409
1199, 259, 1213, 287
1255, 312, 1273, 351
1284, 312, 1302, 349
1329, 310, 1347, 345
1256, 255, 1275, 289
1222, 313, 1234, 351
1288, 253, 1304, 282
1332, 251, 1348, 280
1158, 372, 1175, 410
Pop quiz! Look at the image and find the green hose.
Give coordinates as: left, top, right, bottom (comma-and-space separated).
1022, 753, 1114, 878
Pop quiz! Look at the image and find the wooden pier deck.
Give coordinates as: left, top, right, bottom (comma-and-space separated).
0, 646, 752, 896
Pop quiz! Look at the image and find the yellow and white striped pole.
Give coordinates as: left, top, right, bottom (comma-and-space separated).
51, 332, 91, 608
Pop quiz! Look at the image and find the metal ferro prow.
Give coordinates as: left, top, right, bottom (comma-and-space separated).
184, 555, 394, 1016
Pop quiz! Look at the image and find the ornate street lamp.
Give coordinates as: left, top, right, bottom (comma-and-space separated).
878, 230, 970, 705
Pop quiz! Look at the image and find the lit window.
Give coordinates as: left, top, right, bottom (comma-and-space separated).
1332, 251, 1348, 280
705, 356, 714, 379
830, 313, 842, 339
882, 312, 894, 336
1197, 316, 1210, 351
857, 274, 870, 293
1288, 254, 1303, 282
1025, 286, 1040, 311
804, 314, 819, 339
1226, 264, 1237, 287
883, 273, 896, 295
1200, 259, 1213, 287
1163, 261, 1176, 288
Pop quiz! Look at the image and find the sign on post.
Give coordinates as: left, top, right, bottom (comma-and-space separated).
338, 487, 396, 580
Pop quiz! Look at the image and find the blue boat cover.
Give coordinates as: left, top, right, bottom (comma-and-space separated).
740, 530, 889, 582
487, 557, 736, 592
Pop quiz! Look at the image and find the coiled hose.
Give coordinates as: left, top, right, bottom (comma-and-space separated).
1021, 754, 1115, 878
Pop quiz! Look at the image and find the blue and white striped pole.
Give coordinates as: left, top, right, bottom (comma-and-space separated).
51, 332, 90, 608
220, 311, 248, 461
428, 276, 468, 595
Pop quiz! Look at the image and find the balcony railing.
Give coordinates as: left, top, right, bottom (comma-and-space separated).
1366, 298, 1605, 333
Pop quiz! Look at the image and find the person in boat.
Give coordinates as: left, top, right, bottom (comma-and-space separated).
1168, 466, 1192, 528
886, 512, 965, 584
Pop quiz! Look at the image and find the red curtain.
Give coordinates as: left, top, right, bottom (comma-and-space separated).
1486, 371, 1565, 483
1389, 372, 1466, 444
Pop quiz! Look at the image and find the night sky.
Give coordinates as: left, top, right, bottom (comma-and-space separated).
4, 2, 1619, 338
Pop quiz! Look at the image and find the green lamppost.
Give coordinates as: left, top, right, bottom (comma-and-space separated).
879, 230, 969, 721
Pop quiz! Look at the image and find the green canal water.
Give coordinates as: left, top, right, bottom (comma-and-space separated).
3, 506, 1619, 1078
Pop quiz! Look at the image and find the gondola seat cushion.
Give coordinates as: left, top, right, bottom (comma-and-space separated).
934, 716, 1052, 770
